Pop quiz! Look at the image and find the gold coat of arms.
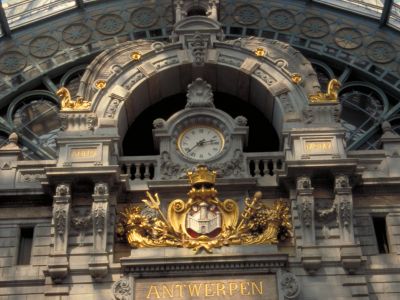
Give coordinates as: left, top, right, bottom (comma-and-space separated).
118, 166, 292, 253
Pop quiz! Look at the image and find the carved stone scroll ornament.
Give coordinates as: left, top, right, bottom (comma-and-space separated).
280, 271, 300, 299
54, 207, 67, 235
112, 278, 132, 300
159, 151, 187, 179
185, 78, 214, 108
118, 165, 292, 253
92, 204, 106, 233
211, 149, 245, 177
189, 34, 207, 66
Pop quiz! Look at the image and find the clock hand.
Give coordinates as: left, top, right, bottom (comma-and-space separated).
187, 139, 205, 153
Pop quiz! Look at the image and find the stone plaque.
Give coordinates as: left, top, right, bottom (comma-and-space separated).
67, 146, 100, 162
135, 275, 277, 300
304, 140, 332, 154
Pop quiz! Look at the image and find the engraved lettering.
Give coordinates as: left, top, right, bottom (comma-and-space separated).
240, 282, 250, 295
162, 285, 174, 298
305, 141, 332, 153
251, 281, 263, 295
188, 283, 203, 296
229, 282, 238, 295
70, 148, 97, 158
205, 283, 214, 297
146, 285, 160, 299
175, 284, 184, 298
216, 282, 226, 296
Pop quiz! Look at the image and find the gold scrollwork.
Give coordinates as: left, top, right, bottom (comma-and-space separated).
118, 166, 292, 253
308, 79, 341, 103
57, 87, 91, 111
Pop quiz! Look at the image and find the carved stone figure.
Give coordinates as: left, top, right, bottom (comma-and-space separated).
94, 182, 109, 196
280, 271, 300, 299
56, 184, 70, 197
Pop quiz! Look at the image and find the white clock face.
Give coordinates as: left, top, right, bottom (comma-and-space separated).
177, 126, 225, 161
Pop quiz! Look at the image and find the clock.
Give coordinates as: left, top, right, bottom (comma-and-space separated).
177, 125, 225, 161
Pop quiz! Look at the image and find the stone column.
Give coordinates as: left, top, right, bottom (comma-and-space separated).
89, 182, 109, 280
48, 183, 71, 283
296, 176, 315, 245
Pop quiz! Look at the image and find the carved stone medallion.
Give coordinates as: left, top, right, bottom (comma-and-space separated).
334, 28, 363, 49
131, 7, 158, 28
267, 9, 296, 30
233, 5, 261, 25
96, 14, 125, 35
29, 36, 59, 58
0, 51, 27, 74
300, 17, 330, 38
62, 23, 92, 45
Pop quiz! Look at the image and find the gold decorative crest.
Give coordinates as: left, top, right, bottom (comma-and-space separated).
308, 79, 341, 104
118, 166, 292, 253
57, 87, 91, 111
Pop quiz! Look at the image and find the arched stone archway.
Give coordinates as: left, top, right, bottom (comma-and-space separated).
69, 30, 320, 147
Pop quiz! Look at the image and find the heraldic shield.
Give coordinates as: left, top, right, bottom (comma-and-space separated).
118, 165, 291, 253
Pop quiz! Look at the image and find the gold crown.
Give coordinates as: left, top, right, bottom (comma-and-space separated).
187, 165, 216, 186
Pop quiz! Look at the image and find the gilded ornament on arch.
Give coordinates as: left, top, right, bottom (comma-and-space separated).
56, 87, 91, 111
118, 165, 292, 253
291, 73, 302, 85
308, 79, 341, 104
130, 51, 142, 61
94, 79, 107, 90
254, 47, 266, 57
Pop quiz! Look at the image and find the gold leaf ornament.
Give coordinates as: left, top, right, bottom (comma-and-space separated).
119, 166, 292, 253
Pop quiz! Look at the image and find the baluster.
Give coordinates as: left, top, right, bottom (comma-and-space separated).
254, 160, 260, 177
134, 163, 141, 180
125, 163, 132, 179
144, 163, 150, 179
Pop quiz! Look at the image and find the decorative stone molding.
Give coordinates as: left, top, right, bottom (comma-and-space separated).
279, 270, 300, 299
296, 176, 315, 246
49, 183, 71, 283
89, 182, 110, 279
301, 247, 321, 274
334, 175, 354, 243
59, 112, 98, 131
302, 104, 341, 124
112, 278, 132, 300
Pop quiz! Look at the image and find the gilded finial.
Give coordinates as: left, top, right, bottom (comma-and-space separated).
254, 47, 266, 57
291, 73, 302, 85
131, 51, 142, 61
57, 87, 91, 111
94, 80, 107, 90
308, 79, 341, 104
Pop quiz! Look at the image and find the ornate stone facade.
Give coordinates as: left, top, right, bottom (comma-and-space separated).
0, 1, 399, 299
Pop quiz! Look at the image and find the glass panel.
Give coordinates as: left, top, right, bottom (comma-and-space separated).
315, 0, 383, 19
389, 1, 400, 30
3, 0, 76, 29
13, 99, 60, 155
339, 86, 384, 149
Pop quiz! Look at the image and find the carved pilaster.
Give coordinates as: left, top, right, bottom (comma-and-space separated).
48, 183, 71, 283
296, 176, 315, 245
89, 182, 109, 280
334, 175, 354, 243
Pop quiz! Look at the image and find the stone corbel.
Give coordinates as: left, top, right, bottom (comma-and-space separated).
48, 183, 71, 283
89, 182, 110, 280
340, 246, 363, 274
